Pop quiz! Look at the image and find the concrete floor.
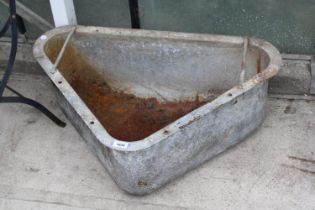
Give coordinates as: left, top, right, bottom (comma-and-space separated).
0, 73, 315, 210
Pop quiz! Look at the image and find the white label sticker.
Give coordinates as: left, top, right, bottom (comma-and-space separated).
113, 141, 129, 149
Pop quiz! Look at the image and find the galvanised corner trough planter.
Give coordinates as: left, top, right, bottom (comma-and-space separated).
33, 26, 281, 195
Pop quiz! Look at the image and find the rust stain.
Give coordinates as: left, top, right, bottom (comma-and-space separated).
282, 164, 315, 176
254, 66, 277, 82
138, 180, 148, 187
45, 38, 209, 142
256, 54, 262, 74
71, 76, 206, 141
179, 116, 201, 129
288, 156, 315, 164
240, 61, 246, 71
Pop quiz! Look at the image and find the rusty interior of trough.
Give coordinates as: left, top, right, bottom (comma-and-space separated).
45, 38, 218, 141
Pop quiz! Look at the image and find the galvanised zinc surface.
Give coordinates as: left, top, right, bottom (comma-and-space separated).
33, 26, 281, 194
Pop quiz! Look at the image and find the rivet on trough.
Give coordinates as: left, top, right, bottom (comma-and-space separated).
138, 180, 148, 187
163, 130, 169, 135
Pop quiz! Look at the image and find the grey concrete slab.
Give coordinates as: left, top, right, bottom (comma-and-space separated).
269, 59, 311, 95
0, 41, 44, 75
0, 73, 315, 210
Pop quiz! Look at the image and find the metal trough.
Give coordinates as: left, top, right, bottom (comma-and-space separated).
33, 26, 281, 195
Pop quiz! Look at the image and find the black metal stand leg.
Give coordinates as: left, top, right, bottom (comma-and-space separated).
0, 0, 66, 128
128, 0, 140, 29
0, 96, 66, 127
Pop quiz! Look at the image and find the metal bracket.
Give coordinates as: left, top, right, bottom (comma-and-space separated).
128, 0, 140, 28
240, 36, 248, 85
51, 27, 76, 73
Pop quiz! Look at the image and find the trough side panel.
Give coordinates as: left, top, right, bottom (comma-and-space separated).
108, 81, 268, 195
54, 88, 122, 188
53, 73, 267, 195
70, 34, 261, 101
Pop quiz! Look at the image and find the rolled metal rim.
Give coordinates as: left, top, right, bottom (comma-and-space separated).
33, 25, 282, 152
